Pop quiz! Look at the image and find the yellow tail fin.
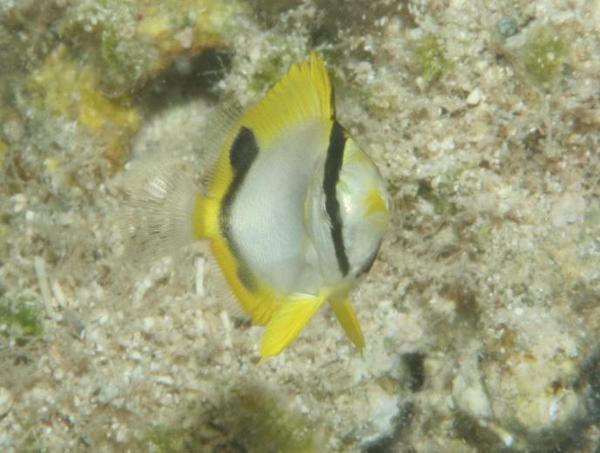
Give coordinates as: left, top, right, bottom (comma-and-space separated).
330, 297, 365, 352
260, 295, 327, 359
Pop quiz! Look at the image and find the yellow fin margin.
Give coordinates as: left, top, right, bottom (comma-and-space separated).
205, 52, 334, 204
241, 51, 334, 149
210, 237, 282, 325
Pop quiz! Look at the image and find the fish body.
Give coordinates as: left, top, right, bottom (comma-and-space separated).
127, 53, 390, 359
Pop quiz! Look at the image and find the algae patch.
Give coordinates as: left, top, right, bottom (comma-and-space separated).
415, 34, 449, 84
63, 0, 245, 96
141, 384, 318, 452
0, 291, 44, 344
523, 25, 568, 85
27, 47, 141, 170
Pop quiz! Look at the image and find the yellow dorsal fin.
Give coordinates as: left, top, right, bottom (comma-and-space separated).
260, 294, 327, 359
330, 297, 365, 352
241, 52, 334, 149
204, 52, 334, 203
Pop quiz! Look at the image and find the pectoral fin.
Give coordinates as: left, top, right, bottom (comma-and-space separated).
260, 295, 326, 359
330, 297, 365, 352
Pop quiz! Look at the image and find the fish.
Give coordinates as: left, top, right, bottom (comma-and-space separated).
125, 52, 391, 359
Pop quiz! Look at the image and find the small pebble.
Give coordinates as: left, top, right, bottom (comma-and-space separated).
467, 87, 482, 106
142, 317, 155, 333
497, 16, 519, 39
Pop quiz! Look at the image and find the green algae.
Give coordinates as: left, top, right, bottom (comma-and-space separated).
224, 384, 316, 452
145, 426, 188, 453
100, 24, 157, 95
62, 0, 244, 97
0, 292, 44, 343
249, 53, 287, 94
523, 25, 568, 85
141, 383, 317, 452
415, 35, 449, 84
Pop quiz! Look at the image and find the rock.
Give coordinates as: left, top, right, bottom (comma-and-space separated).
452, 347, 492, 420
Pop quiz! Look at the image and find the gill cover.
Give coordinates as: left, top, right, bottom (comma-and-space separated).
305, 124, 391, 285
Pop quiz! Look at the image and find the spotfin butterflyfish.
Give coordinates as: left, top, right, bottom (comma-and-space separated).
124, 52, 391, 359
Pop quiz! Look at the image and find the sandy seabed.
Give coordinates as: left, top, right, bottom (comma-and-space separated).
0, 0, 599, 451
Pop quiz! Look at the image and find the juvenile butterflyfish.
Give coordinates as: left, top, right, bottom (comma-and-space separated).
125, 52, 391, 359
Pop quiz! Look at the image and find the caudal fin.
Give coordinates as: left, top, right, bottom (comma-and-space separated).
121, 154, 198, 265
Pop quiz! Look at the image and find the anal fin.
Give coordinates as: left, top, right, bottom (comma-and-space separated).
260, 295, 326, 360
203, 251, 249, 321
330, 297, 365, 352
